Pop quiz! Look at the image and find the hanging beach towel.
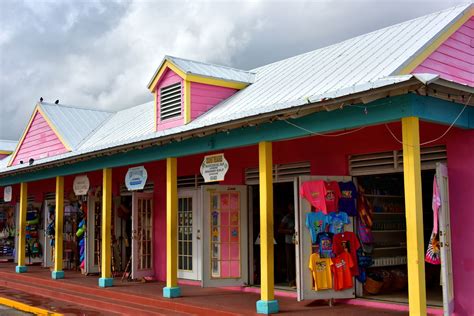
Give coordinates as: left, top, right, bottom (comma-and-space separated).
425, 176, 441, 265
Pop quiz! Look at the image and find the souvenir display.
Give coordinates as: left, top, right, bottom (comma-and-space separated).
0, 204, 16, 260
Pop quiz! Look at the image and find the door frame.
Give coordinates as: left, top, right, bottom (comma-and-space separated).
177, 188, 202, 281
86, 195, 101, 274
131, 192, 154, 279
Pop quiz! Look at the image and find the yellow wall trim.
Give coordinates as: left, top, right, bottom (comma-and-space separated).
399, 6, 474, 75
184, 80, 191, 124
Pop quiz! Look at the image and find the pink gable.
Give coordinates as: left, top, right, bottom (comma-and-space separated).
413, 17, 474, 86
190, 82, 238, 120
156, 68, 184, 131
12, 111, 68, 166
0, 154, 9, 160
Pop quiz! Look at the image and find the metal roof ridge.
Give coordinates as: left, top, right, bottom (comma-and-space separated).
39, 102, 115, 113
165, 55, 255, 75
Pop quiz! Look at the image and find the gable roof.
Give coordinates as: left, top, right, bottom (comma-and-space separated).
1, 4, 473, 175
147, 55, 256, 91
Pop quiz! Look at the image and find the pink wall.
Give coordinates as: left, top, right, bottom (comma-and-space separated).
413, 17, 474, 86
12, 111, 68, 166
0, 154, 9, 160
190, 82, 237, 120
156, 69, 184, 131
446, 129, 474, 316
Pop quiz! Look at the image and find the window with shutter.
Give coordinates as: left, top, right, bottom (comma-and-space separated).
160, 82, 182, 120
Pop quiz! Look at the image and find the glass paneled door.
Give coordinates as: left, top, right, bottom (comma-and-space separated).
201, 185, 248, 287
131, 192, 154, 279
178, 189, 200, 280
86, 196, 101, 274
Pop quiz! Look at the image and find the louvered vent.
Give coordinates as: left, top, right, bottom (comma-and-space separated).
120, 182, 155, 195
160, 82, 182, 120
178, 174, 206, 189
44, 192, 55, 200
349, 145, 446, 176
245, 161, 311, 185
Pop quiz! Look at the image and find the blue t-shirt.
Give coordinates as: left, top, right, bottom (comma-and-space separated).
338, 181, 358, 216
316, 232, 334, 258
328, 212, 350, 234
306, 212, 328, 244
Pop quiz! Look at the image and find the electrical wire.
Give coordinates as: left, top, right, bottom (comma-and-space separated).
384, 94, 472, 146
284, 119, 365, 137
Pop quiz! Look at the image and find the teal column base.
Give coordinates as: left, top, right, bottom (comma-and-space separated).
163, 286, 181, 298
256, 300, 279, 314
98, 277, 114, 288
51, 271, 64, 279
15, 266, 27, 273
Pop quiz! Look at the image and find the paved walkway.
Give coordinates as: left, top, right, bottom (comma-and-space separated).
0, 263, 415, 315
0, 304, 31, 316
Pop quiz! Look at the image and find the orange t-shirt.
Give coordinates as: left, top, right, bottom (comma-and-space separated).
331, 251, 354, 291
308, 253, 333, 290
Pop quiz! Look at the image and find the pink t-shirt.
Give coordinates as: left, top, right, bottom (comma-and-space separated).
325, 181, 341, 213
300, 180, 327, 213
432, 177, 441, 233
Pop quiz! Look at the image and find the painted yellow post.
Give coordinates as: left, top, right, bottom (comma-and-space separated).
402, 117, 427, 316
99, 168, 113, 287
16, 182, 28, 273
256, 142, 279, 314
163, 157, 180, 298
52, 176, 65, 279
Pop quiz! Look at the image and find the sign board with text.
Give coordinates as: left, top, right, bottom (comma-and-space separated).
200, 154, 229, 183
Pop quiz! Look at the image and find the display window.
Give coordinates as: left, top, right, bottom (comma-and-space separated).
0, 203, 17, 261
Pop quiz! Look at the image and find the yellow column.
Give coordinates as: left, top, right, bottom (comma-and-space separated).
99, 168, 113, 287
256, 142, 279, 314
16, 182, 28, 273
52, 176, 65, 279
163, 157, 180, 298
402, 117, 427, 316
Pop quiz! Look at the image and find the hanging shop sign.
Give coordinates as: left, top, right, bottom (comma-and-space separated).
125, 166, 148, 191
3, 186, 12, 202
73, 175, 90, 196
200, 153, 229, 183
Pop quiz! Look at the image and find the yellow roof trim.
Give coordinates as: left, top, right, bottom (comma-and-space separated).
399, 6, 474, 75
148, 59, 250, 92
8, 105, 71, 167
0, 150, 12, 155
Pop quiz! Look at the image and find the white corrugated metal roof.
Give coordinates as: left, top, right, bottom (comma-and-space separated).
1, 4, 471, 174
0, 140, 17, 152
39, 103, 113, 149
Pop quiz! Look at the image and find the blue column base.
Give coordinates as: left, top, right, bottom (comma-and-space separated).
15, 266, 27, 273
256, 300, 279, 314
98, 277, 114, 288
163, 286, 181, 298
52, 271, 64, 279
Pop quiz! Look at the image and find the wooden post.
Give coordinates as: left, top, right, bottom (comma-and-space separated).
52, 176, 64, 279
256, 142, 279, 314
16, 182, 28, 273
163, 157, 180, 298
402, 117, 427, 315
99, 168, 113, 287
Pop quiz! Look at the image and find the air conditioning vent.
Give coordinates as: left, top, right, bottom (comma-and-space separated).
349, 145, 446, 176
245, 161, 311, 185
160, 82, 182, 120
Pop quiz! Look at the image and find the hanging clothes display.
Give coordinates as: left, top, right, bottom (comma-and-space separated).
300, 180, 327, 213
338, 181, 358, 216
425, 176, 441, 265
308, 253, 333, 290
324, 181, 341, 213
0, 204, 16, 260
332, 251, 354, 291
305, 211, 329, 244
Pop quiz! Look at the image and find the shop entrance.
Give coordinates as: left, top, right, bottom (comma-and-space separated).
355, 165, 451, 309
250, 181, 298, 290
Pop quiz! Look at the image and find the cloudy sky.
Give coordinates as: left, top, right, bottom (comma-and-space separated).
0, 0, 468, 141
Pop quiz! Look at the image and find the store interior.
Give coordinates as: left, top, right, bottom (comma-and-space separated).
251, 182, 297, 290
356, 170, 442, 306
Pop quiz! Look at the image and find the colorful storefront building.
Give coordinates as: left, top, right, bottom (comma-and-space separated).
0, 4, 473, 315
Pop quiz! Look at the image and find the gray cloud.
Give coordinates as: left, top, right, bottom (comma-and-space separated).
0, 0, 467, 140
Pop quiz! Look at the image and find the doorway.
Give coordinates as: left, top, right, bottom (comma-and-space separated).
251, 181, 297, 290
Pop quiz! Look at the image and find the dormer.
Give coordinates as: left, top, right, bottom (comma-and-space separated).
147, 56, 255, 131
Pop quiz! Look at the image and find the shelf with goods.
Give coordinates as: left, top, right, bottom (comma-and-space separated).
0, 203, 16, 261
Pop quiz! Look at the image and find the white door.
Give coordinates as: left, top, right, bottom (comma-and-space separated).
297, 175, 355, 301
43, 200, 55, 268
436, 163, 454, 316
131, 192, 154, 279
86, 197, 101, 274
201, 185, 248, 287
178, 189, 201, 280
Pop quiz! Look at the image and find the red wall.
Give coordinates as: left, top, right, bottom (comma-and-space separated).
12, 111, 68, 166
446, 129, 474, 316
